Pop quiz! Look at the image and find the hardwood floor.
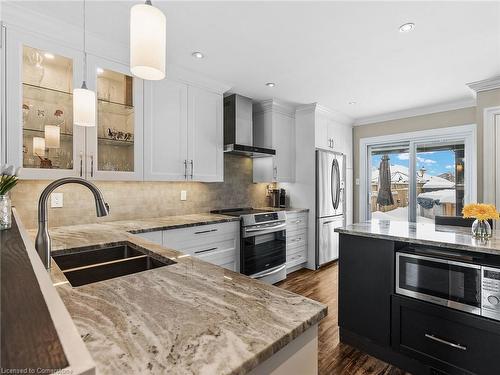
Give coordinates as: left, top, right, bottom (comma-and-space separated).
276, 263, 408, 375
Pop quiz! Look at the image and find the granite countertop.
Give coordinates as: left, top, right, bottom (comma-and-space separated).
31, 213, 326, 375
336, 219, 500, 255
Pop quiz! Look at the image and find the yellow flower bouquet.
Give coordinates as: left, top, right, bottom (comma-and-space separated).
462, 203, 500, 239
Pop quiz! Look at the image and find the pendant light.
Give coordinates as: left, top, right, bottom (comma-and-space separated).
73, 0, 96, 127
130, 0, 166, 80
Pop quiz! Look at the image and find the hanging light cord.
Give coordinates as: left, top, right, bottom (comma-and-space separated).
82, 0, 88, 89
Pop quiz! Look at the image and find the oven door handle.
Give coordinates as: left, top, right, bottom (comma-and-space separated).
245, 223, 286, 233
250, 264, 286, 279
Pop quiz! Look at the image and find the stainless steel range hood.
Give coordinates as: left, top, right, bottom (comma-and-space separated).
223, 94, 276, 158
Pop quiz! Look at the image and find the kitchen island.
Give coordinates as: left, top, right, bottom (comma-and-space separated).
335, 220, 500, 375
6, 210, 326, 375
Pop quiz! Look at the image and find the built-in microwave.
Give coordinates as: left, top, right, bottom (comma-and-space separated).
396, 251, 500, 321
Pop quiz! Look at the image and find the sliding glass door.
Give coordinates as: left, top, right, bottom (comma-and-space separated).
414, 142, 465, 223
369, 144, 410, 222
368, 138, 467, 222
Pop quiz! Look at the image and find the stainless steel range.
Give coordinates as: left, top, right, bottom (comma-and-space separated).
211, 208, 287, 284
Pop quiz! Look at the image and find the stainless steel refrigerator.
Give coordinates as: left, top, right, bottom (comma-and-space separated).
316, 149, 345, 268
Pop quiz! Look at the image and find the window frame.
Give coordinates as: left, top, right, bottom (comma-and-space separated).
359, 124, 477, 222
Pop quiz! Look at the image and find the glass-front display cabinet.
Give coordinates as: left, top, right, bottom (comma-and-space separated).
5, 30, 142, 180
85, 55, 143, 180
6, 30, 86, 179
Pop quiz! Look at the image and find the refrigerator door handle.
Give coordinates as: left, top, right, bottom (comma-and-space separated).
331, 159, 336, 212
335, 159, 341, 209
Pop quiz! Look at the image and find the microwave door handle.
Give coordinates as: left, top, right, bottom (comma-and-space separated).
245, 223, 287, 233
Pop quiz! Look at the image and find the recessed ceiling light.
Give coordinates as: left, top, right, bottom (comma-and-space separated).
192, 51, 204, 59
96, 67, 104, 75
44, 52, 55, 59
265, 82, 276, 87
399, 23, 415, 33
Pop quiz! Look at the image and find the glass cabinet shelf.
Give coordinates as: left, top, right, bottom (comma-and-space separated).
98, 99, 134, 116
23, 82, 72, 96
97, 137, 134, 146
24, 127, 72, 138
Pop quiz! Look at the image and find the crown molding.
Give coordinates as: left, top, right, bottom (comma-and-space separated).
467, 76, 500, 93
354, 97, 476, 126
295, 103, 353, 126
253, 99, 296, 117
167, 65, 231, 94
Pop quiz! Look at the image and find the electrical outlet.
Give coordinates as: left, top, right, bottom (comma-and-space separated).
180, 190, 187, 201
51, 192, 63, 208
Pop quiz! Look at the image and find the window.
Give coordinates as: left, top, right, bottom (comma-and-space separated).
360, 125, 476, 222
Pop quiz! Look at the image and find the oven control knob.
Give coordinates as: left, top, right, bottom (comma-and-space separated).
487, 295, 500, 305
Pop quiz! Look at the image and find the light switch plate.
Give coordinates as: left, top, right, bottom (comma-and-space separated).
51, 192, 63, 208
355, 178, 360, 186
180, 190, 187, 201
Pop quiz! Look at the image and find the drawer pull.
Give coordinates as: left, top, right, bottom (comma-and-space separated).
290, 237, 302, 242
425, 334, 467, 351
195, 247, 218, 254
194, 229, 218, 235
295, 220, 302, 224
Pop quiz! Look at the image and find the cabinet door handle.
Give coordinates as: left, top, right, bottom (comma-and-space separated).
90, 154, 94, 178
194, 247, 218, 255
295, 220, 302, 224
425, 334, 467, 351
190, 160, 194, 179
194, 228, 218, 235
184, 160, 187, 179
79, 152, 83, 177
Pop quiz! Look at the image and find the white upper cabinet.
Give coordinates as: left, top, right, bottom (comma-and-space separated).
187, 86, 223, 182
85, 55, 144, 181
313, 105, 353, 168
5, 29, 86, 179
144, 79, 188, 181
143, 80, 223, 182
253, 100, 296, 183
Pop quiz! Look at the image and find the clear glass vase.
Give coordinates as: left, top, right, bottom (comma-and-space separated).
471, 219, 492, 239
0, 195, 12, 230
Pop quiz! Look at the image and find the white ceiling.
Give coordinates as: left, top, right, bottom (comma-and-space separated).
5, 1, 500, 123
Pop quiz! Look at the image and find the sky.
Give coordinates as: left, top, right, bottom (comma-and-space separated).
371, 150, 456, 177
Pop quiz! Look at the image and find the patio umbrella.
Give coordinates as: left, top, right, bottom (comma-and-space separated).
377, 154, 394, 207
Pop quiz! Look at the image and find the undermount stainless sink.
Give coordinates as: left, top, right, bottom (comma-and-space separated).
52, 242, 175, 287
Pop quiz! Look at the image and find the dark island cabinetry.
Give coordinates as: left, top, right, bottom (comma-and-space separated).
338, 234, 394, 345
392, 295, 500, 375
338, 230, 500, 375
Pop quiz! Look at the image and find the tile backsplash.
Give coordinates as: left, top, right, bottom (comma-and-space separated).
12, 155, 272, 229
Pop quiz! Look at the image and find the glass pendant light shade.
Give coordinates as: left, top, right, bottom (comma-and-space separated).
73, 83, 96, 127
44, 125, 60, 148
130, 2, 166, 80
74, 0, 96, 127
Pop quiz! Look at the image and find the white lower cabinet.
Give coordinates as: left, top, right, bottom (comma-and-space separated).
134, 221, 239, 271
286, 212, 308, 271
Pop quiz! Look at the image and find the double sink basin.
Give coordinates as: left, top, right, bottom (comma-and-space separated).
53, 242, 176, 287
